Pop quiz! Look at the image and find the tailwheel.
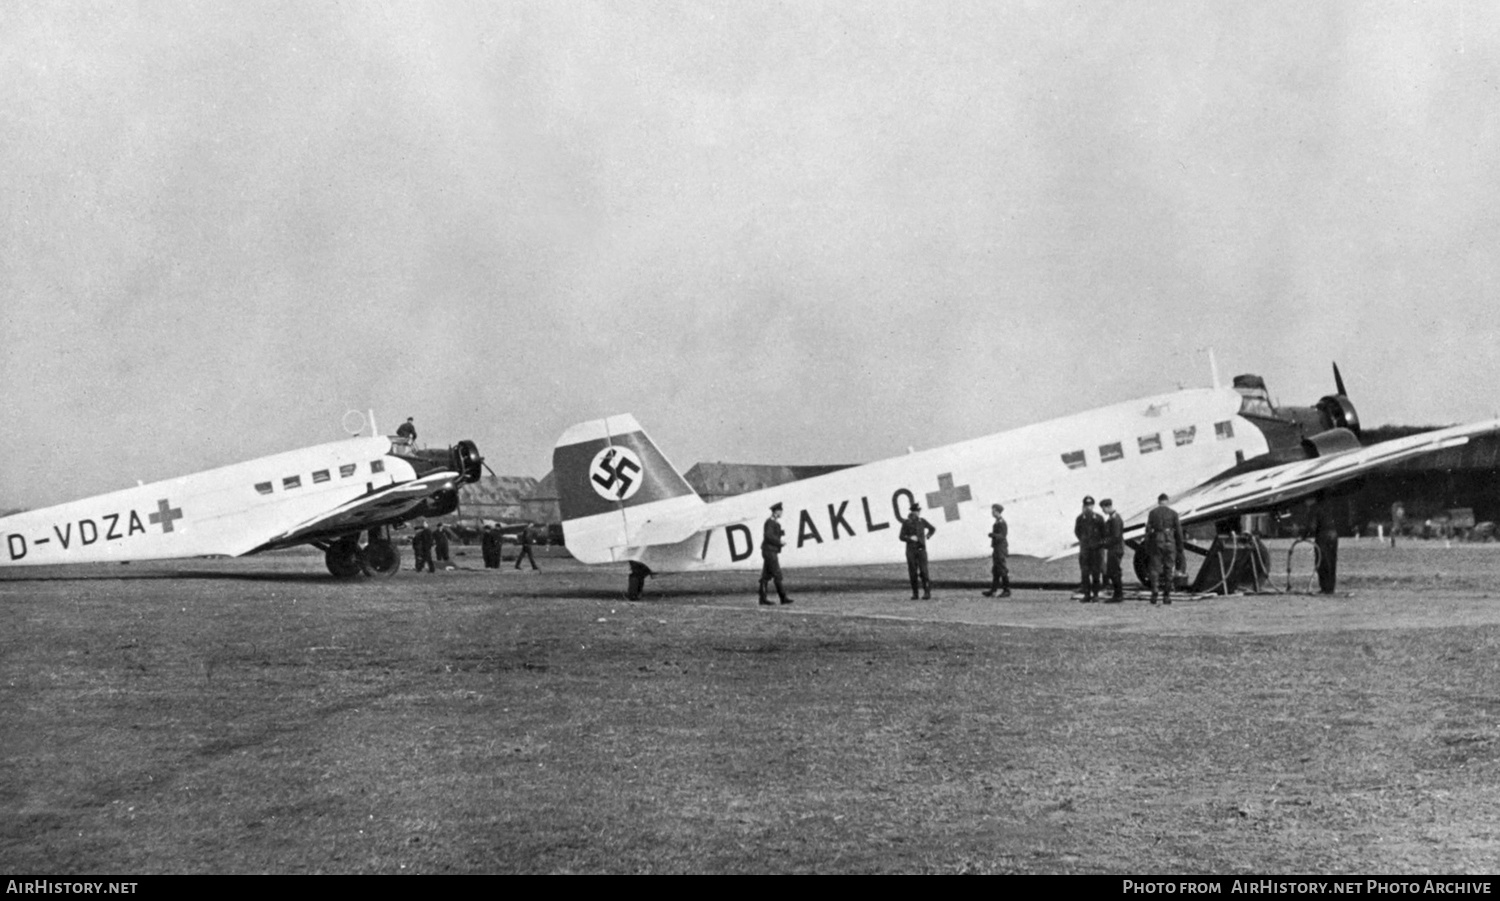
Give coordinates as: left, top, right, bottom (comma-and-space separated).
361, 538, 401, 577
325, 538, 365, 579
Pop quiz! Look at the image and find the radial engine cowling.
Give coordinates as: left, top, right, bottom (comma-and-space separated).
1316, 394, 1360, 437
450, 440, 485, 484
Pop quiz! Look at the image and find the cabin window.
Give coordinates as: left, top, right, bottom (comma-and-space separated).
370, 460, 385, 474
1138, 433, 1162, 454
254, 481, 273, 496
283, 475, 302, 490
1173, 426, 1196, 447
1215, 420, 1234, 440
1099, 442, 1124, 463
1061, 450, 1087, 469
312, 469, 330, 484
339, 464, 357, 478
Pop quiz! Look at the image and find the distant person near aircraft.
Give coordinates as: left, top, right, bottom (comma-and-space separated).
758, 502, 791, 606
1144, 494, 1184, 605
1074, 495, 1105, 602
412, 521, 436, 574
982, 503, 1010, 598
434, 523, 452, 567
1101, 498, 1125, 603
481, 524, 500, 569
1391, 501, 1405, 548
900, 503, 936, 600
1305, 495, 1340, 594
514, 524, 539, 570
396, 417, 417, 448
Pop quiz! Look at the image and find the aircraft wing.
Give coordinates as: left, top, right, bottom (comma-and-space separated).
1127, 418, 1500, 532
247, 471, 464, 553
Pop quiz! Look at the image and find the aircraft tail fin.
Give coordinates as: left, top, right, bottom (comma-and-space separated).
552, 414, 704, 564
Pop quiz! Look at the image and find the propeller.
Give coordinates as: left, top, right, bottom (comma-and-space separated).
1317, 362, 1360, 437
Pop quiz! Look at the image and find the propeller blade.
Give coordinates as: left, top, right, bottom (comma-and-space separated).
1333, 362, 1347, 397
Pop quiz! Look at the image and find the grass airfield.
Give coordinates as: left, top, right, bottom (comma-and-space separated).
3, 540, 1500, 874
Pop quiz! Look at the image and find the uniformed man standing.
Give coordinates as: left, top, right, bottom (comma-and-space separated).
899, 503, 936, 600
412, 521, 436, 574
1144, 493, 1184, 605
514, 523, 540, 571
434, 523, 452, 568
1305, 494, 1340, 594
758, 502, 792, 606
1074, 495, 1105, 602
982, 503, 1010, 597
481, 523, 499, 569
1100, 498, 1126, 602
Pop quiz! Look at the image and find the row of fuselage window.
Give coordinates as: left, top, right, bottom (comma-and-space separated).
1061, 420, 1235, 470
253, 459, 386, 496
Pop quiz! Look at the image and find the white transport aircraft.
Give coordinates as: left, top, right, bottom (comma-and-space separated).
553, 367, 1500, 598
0, 420, 485, 578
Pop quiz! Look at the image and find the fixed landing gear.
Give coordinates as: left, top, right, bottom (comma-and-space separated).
325, 538, 364, 578
626, 561, 651, 600
323, 528, 402, 578
361, 537, 400, 577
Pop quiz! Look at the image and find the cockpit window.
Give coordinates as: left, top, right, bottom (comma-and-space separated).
1238, 395, 1275, 418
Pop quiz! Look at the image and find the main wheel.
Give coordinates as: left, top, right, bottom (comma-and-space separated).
1132, 546, 1151, 587
325, 539, 364, 578
361, 538, 401, 577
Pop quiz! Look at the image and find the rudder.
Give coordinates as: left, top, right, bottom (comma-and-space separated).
553, 414, 703, 564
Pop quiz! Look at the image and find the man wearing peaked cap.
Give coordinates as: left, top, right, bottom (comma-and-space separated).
1074, 495, 1105, 602
758, 502, 792, 606
899, 502, 936, 600
1100, 498, 1126, 602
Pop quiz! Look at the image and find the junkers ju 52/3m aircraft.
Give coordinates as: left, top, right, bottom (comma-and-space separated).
553, 366, 1500, 597
0, 416, 485, 579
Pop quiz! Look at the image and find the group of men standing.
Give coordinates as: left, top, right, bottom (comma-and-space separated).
755, 494, 1185, 606
1073, 493, 1185, 605
480, 523, 540, 570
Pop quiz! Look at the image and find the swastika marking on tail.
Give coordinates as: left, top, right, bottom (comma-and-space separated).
590, 446, 644, 501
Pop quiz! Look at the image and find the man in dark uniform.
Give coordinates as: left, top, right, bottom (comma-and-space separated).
1144, 493, 1184, 605
396, 417, 417, 446
1305, 495, 1340, 594
758, 503, 791, 606
434, 522, 452, 567
514, 523, 540, 570
412, 521, 436, 574
1074, 495, 1105, 602
982, 503, 1010, 598
1100, 498, 1126, 602
899, 503, 936, 600
481, 523, 499, 569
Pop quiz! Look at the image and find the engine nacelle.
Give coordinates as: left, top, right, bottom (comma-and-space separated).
1301, 427, 1362, 458
412, 488, 461, 519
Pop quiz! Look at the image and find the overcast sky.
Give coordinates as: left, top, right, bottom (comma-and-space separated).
4, 1, 1499, 510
